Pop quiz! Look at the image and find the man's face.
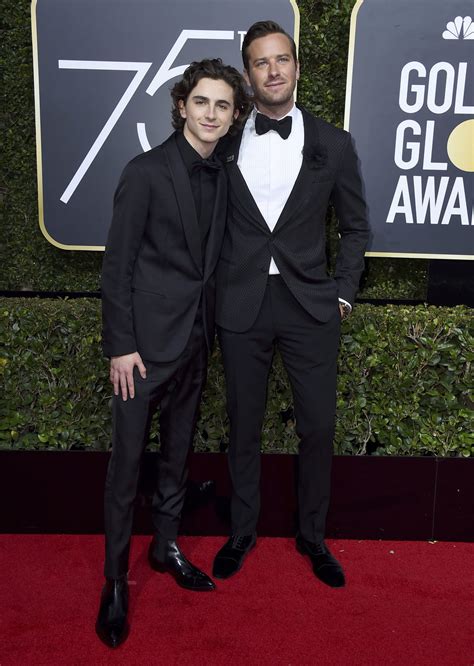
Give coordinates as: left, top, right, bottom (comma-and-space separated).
179, 77, 238, 155
244, 32, 299, 116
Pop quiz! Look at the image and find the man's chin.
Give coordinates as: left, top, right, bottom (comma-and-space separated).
199, 131, 224, 142
258, 93, 293, 109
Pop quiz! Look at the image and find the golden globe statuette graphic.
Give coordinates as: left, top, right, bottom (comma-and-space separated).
447, 119, 474, 172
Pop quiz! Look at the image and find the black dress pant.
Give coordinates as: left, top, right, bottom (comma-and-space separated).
103, 313, 207, 578
218, 276, 340, 544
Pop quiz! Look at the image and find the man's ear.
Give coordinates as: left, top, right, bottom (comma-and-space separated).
296, 61, 300, 81
178, 99, 186, 119
233, 108, 240, 121
243, 69, 250, 87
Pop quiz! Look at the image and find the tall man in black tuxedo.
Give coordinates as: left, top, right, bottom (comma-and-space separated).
213, 22, 370, 587
97, 59, 248, 648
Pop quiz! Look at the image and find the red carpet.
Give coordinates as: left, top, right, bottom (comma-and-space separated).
0, 536, 472, 665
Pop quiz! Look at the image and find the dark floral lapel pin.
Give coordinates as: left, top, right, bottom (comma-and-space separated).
302, 143, 327, 170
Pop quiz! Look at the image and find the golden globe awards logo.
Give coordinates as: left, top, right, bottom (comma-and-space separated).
346, 1, 474, 258
388, 18, 474, 227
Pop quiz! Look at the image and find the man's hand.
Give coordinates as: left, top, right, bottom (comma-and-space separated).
110, 352, 147, 401
339, 302, 352, 320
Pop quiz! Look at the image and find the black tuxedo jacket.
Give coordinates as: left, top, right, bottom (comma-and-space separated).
216, 106, 370, 332
101, 132, 227, 362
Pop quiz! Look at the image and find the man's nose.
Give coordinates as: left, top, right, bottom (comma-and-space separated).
269, 60, 279, 77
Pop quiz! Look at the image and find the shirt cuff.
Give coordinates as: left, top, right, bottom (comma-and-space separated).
338, 298, 352, 311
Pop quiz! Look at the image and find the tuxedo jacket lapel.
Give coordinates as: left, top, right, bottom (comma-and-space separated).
164, 135, 202, 274
223, 132, 270, 233
203, 169, 227, 281
273, 109, 324, 234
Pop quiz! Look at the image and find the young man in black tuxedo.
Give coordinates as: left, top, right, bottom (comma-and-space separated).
212, 22, 370, 586
97, 59, 248, 648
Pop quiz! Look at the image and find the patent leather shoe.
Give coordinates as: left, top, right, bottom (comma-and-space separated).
296, 534, 345, 588
212, 534, 256, 579
148, 539, 215, 591
95, 576, 129, 648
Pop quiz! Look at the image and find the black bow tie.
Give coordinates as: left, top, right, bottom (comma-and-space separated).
191, 156, 222, 174
255, 113, 292, 139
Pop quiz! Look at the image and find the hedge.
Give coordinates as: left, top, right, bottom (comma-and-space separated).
1, 298, 472, 456
1, 0, 427, 298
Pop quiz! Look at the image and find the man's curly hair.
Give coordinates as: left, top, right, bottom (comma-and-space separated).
171, 58, 251, 135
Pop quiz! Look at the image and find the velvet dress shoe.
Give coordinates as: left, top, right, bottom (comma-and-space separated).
296, 535, 345, 588
212, 534, 256, 579
148, 539, 215, 591
95, 576, 129, 648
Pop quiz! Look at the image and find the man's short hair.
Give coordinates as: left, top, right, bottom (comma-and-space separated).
171, 58, 251, 134
242, 20, 298, 70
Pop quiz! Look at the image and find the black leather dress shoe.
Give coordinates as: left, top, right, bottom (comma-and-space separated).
148, 540, 215, 591
95, 576, 129, 648
296, 535, 346, 588
212, 534, 256, 579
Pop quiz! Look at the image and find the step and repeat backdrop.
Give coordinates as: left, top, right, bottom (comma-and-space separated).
33, 0, 472, 259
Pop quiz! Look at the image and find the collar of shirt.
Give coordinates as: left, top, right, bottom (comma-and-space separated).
176, 131, 209, 176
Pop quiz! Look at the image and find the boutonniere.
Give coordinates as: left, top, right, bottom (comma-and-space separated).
302, 143, 327, 169
225, 154, 234, 163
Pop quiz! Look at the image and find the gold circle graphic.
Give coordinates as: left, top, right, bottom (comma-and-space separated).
447, 119, 474, 172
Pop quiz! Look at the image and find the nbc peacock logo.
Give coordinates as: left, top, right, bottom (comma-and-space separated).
442, 16, 474, 40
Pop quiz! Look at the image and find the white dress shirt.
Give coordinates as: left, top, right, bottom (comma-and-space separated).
238, 105, 303, 274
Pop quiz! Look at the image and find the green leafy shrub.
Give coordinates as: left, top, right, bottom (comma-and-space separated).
335, 306, 474, 457
1, 299, 472, 456
0, 299, 110, 449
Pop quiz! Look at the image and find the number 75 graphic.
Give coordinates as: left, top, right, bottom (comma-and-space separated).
58, 29, 235, 204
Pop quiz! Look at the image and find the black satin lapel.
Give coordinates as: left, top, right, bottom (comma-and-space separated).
272, 160, 313, 233
224, 130, 269, 232
273, 110, 321, 234
164, 136, 202, 274
204, 170, 227, 281
227, 163, 269, 231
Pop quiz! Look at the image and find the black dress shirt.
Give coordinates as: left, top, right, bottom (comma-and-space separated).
176, 132, 220, 264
